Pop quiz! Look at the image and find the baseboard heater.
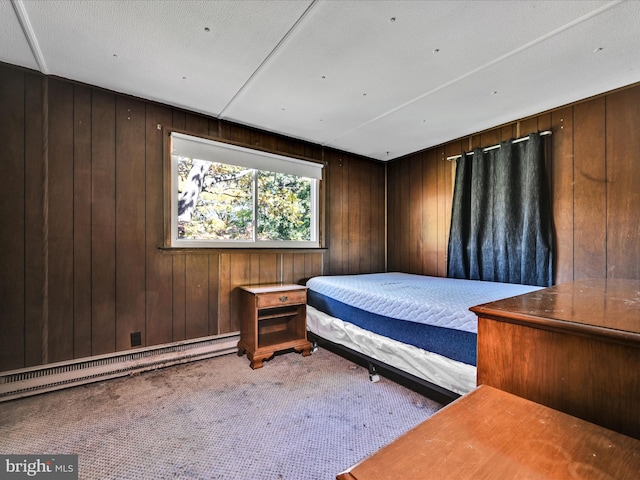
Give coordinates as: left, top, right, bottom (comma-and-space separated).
0, 333, 240, 402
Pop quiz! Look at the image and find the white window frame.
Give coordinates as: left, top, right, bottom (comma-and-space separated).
167, 131, 323, 248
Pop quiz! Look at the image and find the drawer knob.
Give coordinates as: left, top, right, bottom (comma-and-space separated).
279, 295, 288, 302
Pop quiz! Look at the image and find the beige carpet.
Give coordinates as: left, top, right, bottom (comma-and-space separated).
0, 348, 441, 479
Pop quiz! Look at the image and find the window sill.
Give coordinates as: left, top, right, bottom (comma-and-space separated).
158, 246, 327, 255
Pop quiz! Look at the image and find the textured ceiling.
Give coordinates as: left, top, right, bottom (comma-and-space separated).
2, 0, 640, 160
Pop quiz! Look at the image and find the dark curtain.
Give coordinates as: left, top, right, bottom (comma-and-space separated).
447, 132, 553, 287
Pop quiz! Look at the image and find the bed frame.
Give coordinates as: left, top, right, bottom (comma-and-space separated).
307, 331, 460, 405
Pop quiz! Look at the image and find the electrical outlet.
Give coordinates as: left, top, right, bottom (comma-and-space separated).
130, 331, 142, 347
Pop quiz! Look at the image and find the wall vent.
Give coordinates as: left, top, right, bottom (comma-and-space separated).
0, 333, 239, 402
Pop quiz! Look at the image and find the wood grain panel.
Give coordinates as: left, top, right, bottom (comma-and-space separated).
0, 66, 25, 370
321, 154, 334, 273
185, 255, 209, 339
359, 159, 372, 273
91, 89, 117, 355
371, 160, 383, 273
386, 160, 398, 271
469, 134, 482, 150
259, 129, 278, 153
248, 254, 261, 286
172, 255, 186, 341
340, 155, 352, 275
72, 85, 92, 358
398, 157, 411, 273
573, 98, 607, 280
115, 96, 146, 351
479, 128, 500, 148
279, 252, 318, 285
228, 254, 251, 333
144, 104, 174, 345
218, 253, 253, 335
24, 73, 45, 367
334, 151, 349, 275
423, 150, 438, 275
551, 107, 574, 284
276, 253, 287, 284
374, 161, 386, 273
348, 156, 362, 273
408, 154, 423, 274
208, 118, 220, 138
218, 122, 232, 142
606, 87, 640, 279
500, 124, 515, 141
208, 254, 220, 335
248, 130, 262, 150
518, 117, 538, 137
228, 122, 253, 146
185, 112, 209, 137
537, 113, 552, 132
293, 253, 307, 285
258, 253, 278, 285
304, 253, 323, 282
218, 254, 232, 334
538, 114, 553, 186
306, 143, 323, 162
326, 151, 347, 274
47, 79, 75, 363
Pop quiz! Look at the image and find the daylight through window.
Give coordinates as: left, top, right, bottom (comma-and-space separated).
169, 132, 322, 248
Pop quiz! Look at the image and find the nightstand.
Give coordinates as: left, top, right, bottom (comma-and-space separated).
237, 284, 312, 369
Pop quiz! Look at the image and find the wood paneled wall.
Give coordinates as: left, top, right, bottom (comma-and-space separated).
323, 149, 386, 275
387, 84, 640, 284
0, 63, 385, 371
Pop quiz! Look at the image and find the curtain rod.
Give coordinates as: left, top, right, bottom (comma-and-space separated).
446, 130, 552, 161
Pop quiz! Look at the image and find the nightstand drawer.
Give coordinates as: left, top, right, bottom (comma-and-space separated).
256, 290, 306, 308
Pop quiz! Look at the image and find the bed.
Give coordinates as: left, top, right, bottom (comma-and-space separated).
305, 272, 542, 401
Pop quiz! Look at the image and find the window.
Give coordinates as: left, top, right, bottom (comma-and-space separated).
168, 132, 323, 248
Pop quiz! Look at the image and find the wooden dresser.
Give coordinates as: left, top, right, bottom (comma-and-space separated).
337, 385, 640, 480
471, 278, 640, 439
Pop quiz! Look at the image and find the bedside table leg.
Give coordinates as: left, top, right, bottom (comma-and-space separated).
248, 352, 274, 369
298, 346, 312, 357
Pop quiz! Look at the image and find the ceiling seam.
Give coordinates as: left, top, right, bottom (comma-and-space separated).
11, 0, 48, 74
326, 0, 624, 147
218, 0, 319, 120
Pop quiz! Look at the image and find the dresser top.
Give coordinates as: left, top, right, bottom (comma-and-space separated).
471, 279, 640, 341
338, 384, 640, 480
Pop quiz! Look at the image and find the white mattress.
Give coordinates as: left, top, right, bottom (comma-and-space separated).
307, 305, 476, 395
306, 272, 542, 333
